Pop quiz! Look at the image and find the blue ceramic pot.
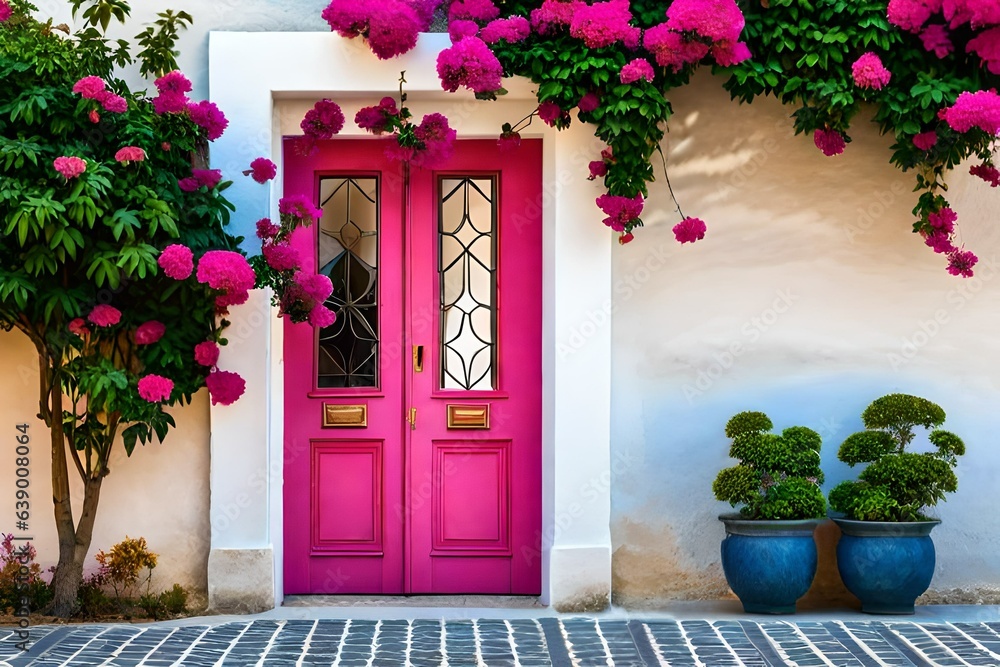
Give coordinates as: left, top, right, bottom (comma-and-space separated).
719, 514, 822, 614
832, 517, 939, 614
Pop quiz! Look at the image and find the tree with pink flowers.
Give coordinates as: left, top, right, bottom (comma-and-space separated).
0, 1, 330, 616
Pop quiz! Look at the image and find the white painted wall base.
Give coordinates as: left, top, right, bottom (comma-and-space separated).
549, 546, 612, 612
208, 547, 275, 613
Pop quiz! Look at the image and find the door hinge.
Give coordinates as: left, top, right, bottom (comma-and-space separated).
407, 407, 417, 430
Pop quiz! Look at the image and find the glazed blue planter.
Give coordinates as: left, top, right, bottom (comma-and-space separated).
832, 517, 939, 614
719, 515, 822, 614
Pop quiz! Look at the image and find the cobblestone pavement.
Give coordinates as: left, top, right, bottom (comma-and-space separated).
3, 618, 1000, 666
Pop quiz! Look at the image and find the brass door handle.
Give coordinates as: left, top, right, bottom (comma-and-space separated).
413, 345, 424, 373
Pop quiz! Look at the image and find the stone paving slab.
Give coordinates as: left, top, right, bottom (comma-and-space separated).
4, 618, 1000, 666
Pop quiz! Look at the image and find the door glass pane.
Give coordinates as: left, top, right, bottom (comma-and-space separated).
439, 177, 497, 390
317, 177, 379, 388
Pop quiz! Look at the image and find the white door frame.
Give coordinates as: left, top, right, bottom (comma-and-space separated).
207, 31, 613, 612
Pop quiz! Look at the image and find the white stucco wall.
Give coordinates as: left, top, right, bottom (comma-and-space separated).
0, 330, 211, 605
610, 70, 1000, 607
11, 0, 1000, 612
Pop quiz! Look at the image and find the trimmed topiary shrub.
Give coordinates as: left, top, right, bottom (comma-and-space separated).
713, 411, 826, 520
829, 394, 965, 522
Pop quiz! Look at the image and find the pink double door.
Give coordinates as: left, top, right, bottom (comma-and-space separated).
283, 138, 542, 595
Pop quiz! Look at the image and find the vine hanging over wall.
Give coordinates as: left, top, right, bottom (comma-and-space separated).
320, 0, 1000, 277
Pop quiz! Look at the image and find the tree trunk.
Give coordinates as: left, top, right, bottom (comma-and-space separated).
44, 371, 106, 617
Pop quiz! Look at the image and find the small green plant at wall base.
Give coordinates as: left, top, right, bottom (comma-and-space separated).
93, 536, 157, 613
713, 411, 826, 520
829, 394, 965, 522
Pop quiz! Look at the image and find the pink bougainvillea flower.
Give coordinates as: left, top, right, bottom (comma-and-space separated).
943, 0, 1000, 29
813, 128, 847, 156
323, 0, 435, 60
711, 40, 752, 67
0, 0, 12, 22
588, 160, 608, 180
852, 52, 892, 90
308, 304, 337, 328
72, 75, 107, 100
887, 0, 934, 32
497, 129, 521, 152
925, 230, 955, 254
666, 0, 745, 43
530, 0, 584, 34
940, 89, 1000, 134
177, 177, 200, 192
194, 341, 220, 367
68, 318, 89, 337
620, 58, 655, 84
578, 92, 600, 113
970, 162, 1000, 186
412, 112, 457, 168
155, 70, 192, 96
205, 369, 246, 406
243, 157, 277, 184
595, 193, 643, 232
920, 24, 953, 58
643, 24, 710, 71
153, 92, 188, 115
178, 169, 222, 192
196, 250, 256, 308
448, 0, 499, 22
448, 18, 480, 42
100, 93, 127, 113
262, 241, 301, 272
673, 216, 707, 244
538, 100, 570, 127
53, 156, 86, 179
480, 16, 530, 44
134, 321, 166, 345
114, 146, 146, 163
87, 304, 122, 327
295, 271, 335, 304
913, 130, 938, 150
569, 0, 640, 49
947, 249, 978, 277
137, 375, 174, 403
355, 96, 399, 134
279, 194, 324, 222
301, 98, 345, 140
928, 207, 957, 233
256, 218, 281, 239
967, 26, 1000, 75
158, 244, 194, 280
187, 100, 228, 140
436, 37, 504, 95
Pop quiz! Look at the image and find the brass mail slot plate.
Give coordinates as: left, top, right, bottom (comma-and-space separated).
447, 404, 490, 429
323, 403, 368, 428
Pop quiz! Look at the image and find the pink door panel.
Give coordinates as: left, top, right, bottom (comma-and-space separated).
283, 139, 405, 594
283, 137, 542, 595
407, 140, 543, 594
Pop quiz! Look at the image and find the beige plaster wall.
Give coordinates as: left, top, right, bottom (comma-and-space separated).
0, 329, 211, 607
610, 70, 1000, 609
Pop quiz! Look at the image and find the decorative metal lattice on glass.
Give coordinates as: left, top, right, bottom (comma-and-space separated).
317, 177, 379, 388
439, 177, 497, 390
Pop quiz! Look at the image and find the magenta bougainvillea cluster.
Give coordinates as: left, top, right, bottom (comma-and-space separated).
312, 0, 1000, 277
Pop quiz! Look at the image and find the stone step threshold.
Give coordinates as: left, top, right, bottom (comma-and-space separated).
283, 594, 545, 609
